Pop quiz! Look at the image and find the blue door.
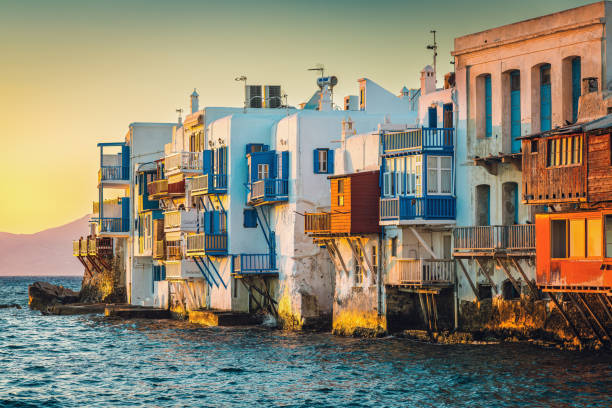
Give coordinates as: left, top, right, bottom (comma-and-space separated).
485, 75, 492, 137
540, 64, 551, 132
572, 57, 581, 123
428, 107, 437, 128
512, 183, 519, 224
510, 71, 521, 152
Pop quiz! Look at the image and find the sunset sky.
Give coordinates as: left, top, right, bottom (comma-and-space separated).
0, 0, 593, 233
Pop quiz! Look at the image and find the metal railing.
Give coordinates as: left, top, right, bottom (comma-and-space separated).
453, 224, 535, 251
250, 179, 289, 201
382, 128, 453, 154
233, 254, 276, 274
191, 173, 228, 195
147, 179, 168, 197
386, 259, 454, 285
380, 196, 455, 221
304, 212, 331, 234
95, 217, 127, 233
98, 166, 127, 181
165, 152, 203, 173
185, 233, 228, 255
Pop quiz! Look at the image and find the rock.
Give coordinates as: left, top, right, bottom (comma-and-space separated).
28, 281, 79, 312
0, 304, 22, 309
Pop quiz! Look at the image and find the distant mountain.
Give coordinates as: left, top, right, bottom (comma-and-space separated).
0, 215, 91, 276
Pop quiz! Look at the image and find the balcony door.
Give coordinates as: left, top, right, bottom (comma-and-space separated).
540, 64, 552, 132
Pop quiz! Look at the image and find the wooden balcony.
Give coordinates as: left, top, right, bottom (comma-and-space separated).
165, 241, 182, 261
386, 259, 454, 287
92, 217, 128, 235
453, 225, 535, 257
185, 233, 228, 256
165, 259, 202, 280
147, 179, 168, 199
73, 237, 113, 257
191, 173, 228, 196
153, 240, 165, 259
381, 128, 453, 156
304, 212, 331, 235
163, 210, 198, 232
165, 151, 203, 176
380, 196, 455, 223
232, 254, 277, 276
248, 179, 288, 206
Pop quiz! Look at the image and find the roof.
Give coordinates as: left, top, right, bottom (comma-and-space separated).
521, 113, 612, 140
327, 170, 379, 180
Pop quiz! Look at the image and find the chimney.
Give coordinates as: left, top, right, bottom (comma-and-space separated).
420, 65, 436, 95
190, 89, 199, 114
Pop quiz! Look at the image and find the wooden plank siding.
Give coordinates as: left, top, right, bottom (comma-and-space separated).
330, 171, 380, 235
586, 133, 612, 203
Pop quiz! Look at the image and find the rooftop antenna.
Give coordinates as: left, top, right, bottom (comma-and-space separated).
307, 64, 325, 78
234, 75, 247, 113
427, 30, 438, 85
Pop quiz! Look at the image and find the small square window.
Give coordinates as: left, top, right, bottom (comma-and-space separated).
531, 140, 538, 153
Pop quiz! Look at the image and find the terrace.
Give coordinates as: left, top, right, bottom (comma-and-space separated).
248, 178, 289, 206
164, 151, 203, 176
386, 259, 454, 287
186, 233, 228, 256
163, 209, 198, 232
381, 128, 453, 156
379, 196, 455, 223
190, 173, 228, 196
453, 224, 535, 257
232, 254, 277, 276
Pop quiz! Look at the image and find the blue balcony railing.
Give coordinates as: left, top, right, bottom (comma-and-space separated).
233, 254, 277, 275
191, 173, 228, 196
249, 178, 288, 204
380, 196, 455, 221
92, 217, 129, 233
99, 166, 128, 182
186, 233, 228, 256
382, 128, 453, 155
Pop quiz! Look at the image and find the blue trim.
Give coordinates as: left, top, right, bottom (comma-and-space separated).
206, 255, 227, 289
485, 75, 492, 137
572, 57, 581, 123
510, 71, 521, 153
193, 257, 214, 287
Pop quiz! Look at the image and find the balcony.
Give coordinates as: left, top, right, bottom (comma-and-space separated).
163, 210, 198, 232
147, 179, 168, 200
153, 240, 165, 259
73, 237, 113, 257
381, 128, 453, 156
186, 233, 228, 256
453, 225, 535, 256
304, 212, 331, 235
165, 240, 182, 261
165, 152, 203, 176
232, 254, 277, 276
386, 259, 454, 287
92, 217, 128, 236
380, 196, 455, 223
165, 259, 202, 280
248, 179, 288, 206
191, 173, 228, 196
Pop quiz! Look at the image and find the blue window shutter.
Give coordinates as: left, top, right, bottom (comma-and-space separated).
327, 150, 334, 174
243, 209, 257, 228
203, 150, 212, 174
428, 107, 437, 128
485, 75, 492, 137
572, 57, 581, 123
281, 151, 289, 179
313, 149, 320, 174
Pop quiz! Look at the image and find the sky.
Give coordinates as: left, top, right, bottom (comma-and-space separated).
0, 0, 595, 233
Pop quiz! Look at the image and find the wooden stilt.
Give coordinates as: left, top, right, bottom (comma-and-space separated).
87, 256, 103, 274
456, 259, 480, 301
569, 293, 605, 344
329, 240, 349, 276
509, 257, 539, 299
356, 238, 375, 276
418, 292, 431, 334
549, 292, 581, 345
425, 293, 433, 332
345, 238, 366, 279
576, 293, 611, 342
496, 257, 521, 295
597, 294, 612, 322
431, 294, 439, 332
474, 257, 497, 294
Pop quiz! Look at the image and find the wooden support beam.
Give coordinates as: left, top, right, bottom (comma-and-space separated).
345, 237, 364, 276
474, 257, 498, 294
456, 259, 480, 301
183, 281, 198, 311
598, 294, 612, 322
496, 257, 521, 296
262, 277, 278, 317
510, 257, 539, 299
431, 294, 439, 332
418, 292, 432, 336
409, 227, 437, 259
576, 293, 611, 342
356, 238, 375, 276
324, 240, 343, 275
329, 240, 349, 276
86, 255, 103, 274
549, 292, 581, 345
569, 293, 605, 344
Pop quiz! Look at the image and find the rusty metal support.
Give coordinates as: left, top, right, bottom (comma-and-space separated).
548, 292, 581, 345
576, 293, 611, 342
509, 257, 539, 299
456, 259, 480, 301
496, 257, 521, 296
569, 293, 605, 344
86, 255, 103, 274
474, 257, 498, 294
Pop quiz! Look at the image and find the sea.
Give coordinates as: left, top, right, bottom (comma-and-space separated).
1, 276, 611, 407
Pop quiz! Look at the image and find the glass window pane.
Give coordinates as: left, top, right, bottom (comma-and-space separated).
605, 215, 612, 258
587, 218, 602, 258
441, 169, 452, 193
441, 156, 451, 169
428, 169, 438, 193
569, 219, 585, 258
551, 220, 567, 258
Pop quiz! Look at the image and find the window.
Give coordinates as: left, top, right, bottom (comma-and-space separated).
243, 209, 257, 228
391, 237, 398, 257
569, 219, 585, 258
547, 136, 582, 167
551, 220, 567, 258
606, 215, 612, 258
371, 245, 378, 275
540, 64, 552, 132
427, 156, 452, 194
531, 140, 538, 153
485, 74, 492, 137
313, 148, 333, 174
587, 218, 602, 258
354, 244, 363, 285
337, 179, 345, 206
257, 163, 269, 180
